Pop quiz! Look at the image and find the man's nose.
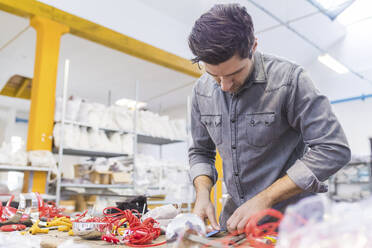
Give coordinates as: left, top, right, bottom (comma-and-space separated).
220, 77, 233, 92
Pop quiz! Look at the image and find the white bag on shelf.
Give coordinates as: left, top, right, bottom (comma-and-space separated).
86, 103, 105, 128
114, 107, 133, 131
121, 134, 133, 155
28, 150, 56, 168
99, 109, 111, 129
98, 130, 112, 152
88, 129, 102, 151
100, 106, 117, 129
12, 150, 27, 166
79, 127, 90, 150
65, 97, 82, 121
108, 132, 122, 153
77, 101, 93, 124
54, 123, 79, 149
64, 124, 78, 148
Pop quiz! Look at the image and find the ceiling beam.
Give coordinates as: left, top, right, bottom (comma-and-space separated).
15, 78, 30, 98
0, 0, 202, 78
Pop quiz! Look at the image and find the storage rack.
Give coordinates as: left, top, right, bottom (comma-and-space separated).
329, 159, 372, 202
0, 165, 56, 200
54, 61, 187, 204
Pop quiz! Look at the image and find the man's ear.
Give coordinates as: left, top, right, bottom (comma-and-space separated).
252, 38, 258, 54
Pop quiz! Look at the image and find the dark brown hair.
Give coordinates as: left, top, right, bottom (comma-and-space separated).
188, 4, 255, 65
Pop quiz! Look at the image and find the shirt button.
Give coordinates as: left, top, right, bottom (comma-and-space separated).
231, 119, 235, 123
235, 172, 238, 176
232, 145, 236, 150
240, 196, 244, 199
250, 120, 255, 125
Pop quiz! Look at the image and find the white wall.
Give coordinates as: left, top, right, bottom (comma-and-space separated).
304, 19, 372, 156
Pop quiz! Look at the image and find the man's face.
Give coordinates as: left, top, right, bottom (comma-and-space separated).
205, 54, 254, 94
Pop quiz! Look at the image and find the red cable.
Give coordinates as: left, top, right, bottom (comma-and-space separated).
100, 207, 164, 247
202, 208, 283, 248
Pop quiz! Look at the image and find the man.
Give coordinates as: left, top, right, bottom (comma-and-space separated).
188, 4, 351, 233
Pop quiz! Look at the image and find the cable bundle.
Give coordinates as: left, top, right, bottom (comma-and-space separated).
244, 209, 283, 248
39, 201, 67, 219
101, 207, 165, 247
207, 208, 283, 248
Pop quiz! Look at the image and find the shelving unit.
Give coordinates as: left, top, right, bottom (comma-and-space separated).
60, 183, 134, 189
54, 64, 187, 205
329, 160, 372, 202
0, 194, 56, 202
52, 147, 130, 158
55, 120, 185, 146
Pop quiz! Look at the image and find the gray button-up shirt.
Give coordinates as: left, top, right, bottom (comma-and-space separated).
189, 51, 351, 220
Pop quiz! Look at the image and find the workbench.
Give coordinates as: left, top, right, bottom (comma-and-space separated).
8, 230, 252, 247
26, 231, 167, 248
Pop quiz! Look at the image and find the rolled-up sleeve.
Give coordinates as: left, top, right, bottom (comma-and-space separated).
188, 85, 218, 185
286, 66, 351, 193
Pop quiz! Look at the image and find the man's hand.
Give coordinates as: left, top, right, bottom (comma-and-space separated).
227, 175, 303, 233
193, 175, 220, 230
193, 196, 220, 230
226, 193, 270, 233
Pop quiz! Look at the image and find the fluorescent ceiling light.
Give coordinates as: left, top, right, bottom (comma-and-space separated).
115, 98, 147, 109
307, 0, 355, 20
336, 0, 372, 25
318, 54, 349, 74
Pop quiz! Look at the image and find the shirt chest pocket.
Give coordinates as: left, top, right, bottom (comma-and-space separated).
246, 112, 276, 147
201, 115, 222, 145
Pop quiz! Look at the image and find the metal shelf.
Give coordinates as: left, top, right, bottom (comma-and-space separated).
55, 120, 185, 145
137, 134, 185, 145
0, 194, 56, 202
0, 165, 51, 172
53, 147, 129, 158
56, 120, 132, 134
61, 183, 134, 189
334, 181, 370, 184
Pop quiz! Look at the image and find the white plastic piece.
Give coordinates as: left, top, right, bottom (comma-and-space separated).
166, 213, 206, 245
142, 204, 179, 229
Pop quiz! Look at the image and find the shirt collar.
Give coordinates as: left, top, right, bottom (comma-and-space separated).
240, 51, 267, 91
251, 51, 267, 83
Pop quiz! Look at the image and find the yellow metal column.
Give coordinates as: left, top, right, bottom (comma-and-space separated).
211, 151, 223, 220
25, 16, 69, 193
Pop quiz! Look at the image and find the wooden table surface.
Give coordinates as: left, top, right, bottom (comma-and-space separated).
36, 230, 167, 248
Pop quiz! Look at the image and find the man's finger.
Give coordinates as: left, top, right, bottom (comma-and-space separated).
227, 212, 240, 233
236, 218, 248, 234
206, 207, 220, 230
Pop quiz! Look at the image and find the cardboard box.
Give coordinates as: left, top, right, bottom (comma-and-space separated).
90, 171, 112, 184
74, 164, 92, 179
59, 200, 76, 213
112, 172, 132, 184
100, 171, 112, 184
73, 195, 87, 212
